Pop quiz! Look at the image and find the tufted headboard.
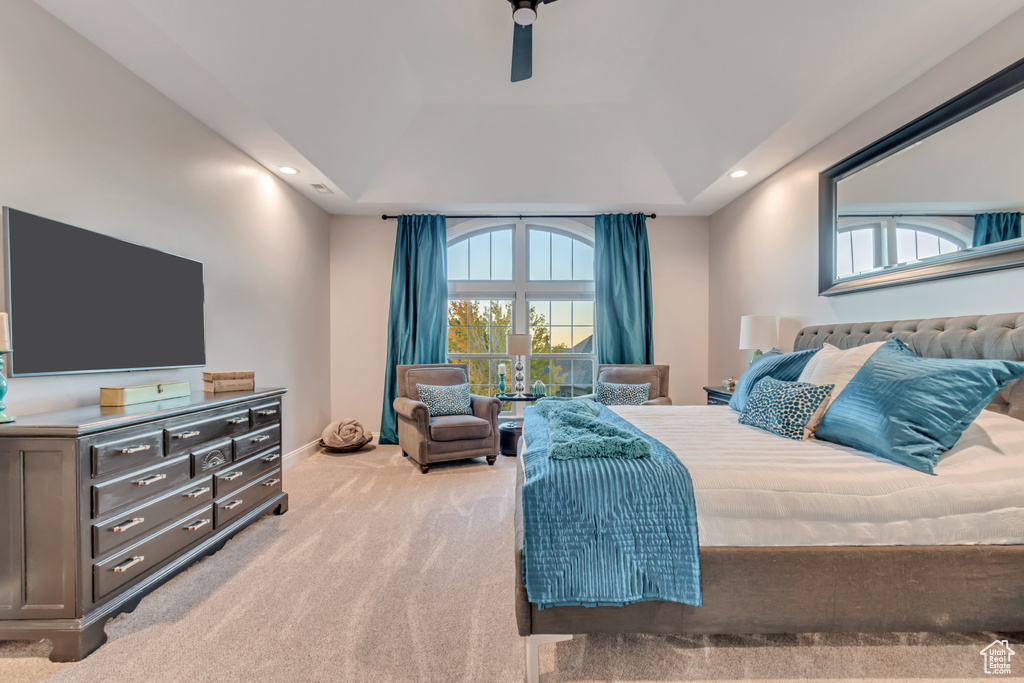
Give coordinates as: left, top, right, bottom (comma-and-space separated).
793, 312, 1024, 421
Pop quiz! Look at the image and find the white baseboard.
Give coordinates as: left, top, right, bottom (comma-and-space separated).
283, 439, 321, 470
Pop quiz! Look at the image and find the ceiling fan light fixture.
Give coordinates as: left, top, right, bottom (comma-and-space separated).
513, 1, 537, 25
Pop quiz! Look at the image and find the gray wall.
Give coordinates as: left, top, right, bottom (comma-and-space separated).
0, 0, 332, 454
330, 214, 709, 432
708, 8, 1024, 382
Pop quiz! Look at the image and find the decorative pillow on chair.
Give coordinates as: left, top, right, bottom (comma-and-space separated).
596, 381, 651, 406
729, 348, 819, 413
815, 338, 1024, 474
738, 377, 835, 440
416, 383, 473, 417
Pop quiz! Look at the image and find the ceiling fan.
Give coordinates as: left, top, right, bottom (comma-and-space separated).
507, 0, 559, 82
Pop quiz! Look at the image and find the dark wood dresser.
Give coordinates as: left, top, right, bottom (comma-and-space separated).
0, 388, 288, 661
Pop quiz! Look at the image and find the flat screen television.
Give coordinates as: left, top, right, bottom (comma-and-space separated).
3, 208, 206, 377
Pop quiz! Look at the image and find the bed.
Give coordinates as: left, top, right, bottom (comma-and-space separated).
514, 313, 1024, 682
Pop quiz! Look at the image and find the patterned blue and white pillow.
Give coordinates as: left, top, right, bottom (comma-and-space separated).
416, 383, 473, 417
596, 381, 651, 406
738, 377, 835, 440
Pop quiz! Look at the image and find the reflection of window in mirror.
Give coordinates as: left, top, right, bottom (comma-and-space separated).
835, 216, 969, 278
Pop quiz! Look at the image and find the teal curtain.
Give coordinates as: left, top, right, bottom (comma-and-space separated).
379, 214, 448, 445
594, 213, 654, 365
973, 212, 1022, 247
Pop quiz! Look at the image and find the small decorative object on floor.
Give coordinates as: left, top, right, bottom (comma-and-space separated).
320, 418, 373, 453
99, 380, 191, 407
532, 380, 546, 396
203, 371, 255, 393
0, 313, 14, 423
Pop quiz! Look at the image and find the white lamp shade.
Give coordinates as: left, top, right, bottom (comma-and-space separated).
738, 315, 778, 351
507, 334, 532, 356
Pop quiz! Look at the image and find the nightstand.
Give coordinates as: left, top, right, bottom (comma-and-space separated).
703, 386, 734, 406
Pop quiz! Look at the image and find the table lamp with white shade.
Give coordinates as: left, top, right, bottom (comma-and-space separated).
0, 313, 14, 422
506, 334, 532, 398
739, 315, 778, 367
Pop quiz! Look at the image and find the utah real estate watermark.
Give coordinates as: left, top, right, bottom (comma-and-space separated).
980, 640, 1015, 675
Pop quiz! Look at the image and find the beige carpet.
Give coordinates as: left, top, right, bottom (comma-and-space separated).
0, 445, 1020, 682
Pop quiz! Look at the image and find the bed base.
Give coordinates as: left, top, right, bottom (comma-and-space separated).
515, 461, 1024, 681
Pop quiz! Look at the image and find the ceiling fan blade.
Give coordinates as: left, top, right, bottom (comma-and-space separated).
511, 23, 532, 82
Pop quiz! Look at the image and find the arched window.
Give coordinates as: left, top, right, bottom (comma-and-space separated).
836, 216, 969, 278
447, 219, 596, 411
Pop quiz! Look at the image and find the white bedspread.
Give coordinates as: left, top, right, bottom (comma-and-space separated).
610, 405, 1024, 547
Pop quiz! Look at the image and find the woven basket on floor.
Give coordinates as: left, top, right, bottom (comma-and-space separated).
318, 436, 373, 453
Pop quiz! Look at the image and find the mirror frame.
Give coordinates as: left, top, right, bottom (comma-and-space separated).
819, 56, 1024, 296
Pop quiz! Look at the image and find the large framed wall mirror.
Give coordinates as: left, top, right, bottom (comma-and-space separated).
819, 57, 1024, 296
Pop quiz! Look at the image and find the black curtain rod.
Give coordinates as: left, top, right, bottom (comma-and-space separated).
381, 213, 657, 221
838, 213, 977, 219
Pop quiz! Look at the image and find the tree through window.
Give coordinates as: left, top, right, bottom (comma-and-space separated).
447, 220, 596, 411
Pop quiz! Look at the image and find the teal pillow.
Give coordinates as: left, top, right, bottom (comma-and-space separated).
739, 377, 835, 440
416, 383, 472, 417
815, 338, 1024, 474
729, 348, 819, 413
596, 381, 651, 406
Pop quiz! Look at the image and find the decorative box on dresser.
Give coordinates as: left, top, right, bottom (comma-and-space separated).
0, 388, 288, 661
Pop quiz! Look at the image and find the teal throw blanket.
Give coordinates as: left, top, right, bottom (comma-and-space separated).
521, 403, 702, 610
535, 398, 651, 460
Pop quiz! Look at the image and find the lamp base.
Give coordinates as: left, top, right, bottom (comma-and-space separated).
514, 358, 526, 398
0, 413, 15, 423
748, 350, 764, 367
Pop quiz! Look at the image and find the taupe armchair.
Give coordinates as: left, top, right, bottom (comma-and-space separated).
582, 364, 672, 405
393, 364, 501, 473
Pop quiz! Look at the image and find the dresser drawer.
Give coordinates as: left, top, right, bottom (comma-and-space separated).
92, 478, 214, 558
91, 454, 192, 518
232, 424, 281, 461
192, 438, 234, 475
214, 449, 281, 498
93, 506, 215, 601
91, 429, 165, 478
249, 401, 281, 428
164, 409, 251, 455
215, 469, 282, 529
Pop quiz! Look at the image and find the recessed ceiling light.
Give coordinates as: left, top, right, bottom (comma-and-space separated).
279, 166, 300, 175
729, 170, 748, 179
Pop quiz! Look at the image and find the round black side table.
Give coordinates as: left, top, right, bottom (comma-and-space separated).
495, 394, 542, 457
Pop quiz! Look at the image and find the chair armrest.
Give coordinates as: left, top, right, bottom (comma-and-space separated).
470, 394, 501, 421
393, 397, 429, 426
642, 397, 673, 406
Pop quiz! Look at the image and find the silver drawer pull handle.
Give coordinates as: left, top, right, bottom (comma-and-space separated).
113, 556, 145, 573
120, 445, 151, 454
112, 518, 145, 533
223, 500, 244, 510
134, 473, 167, 486
228, 417, 248, 424
222, 471, 244, 481
262, 478, 281, 487
175, 430, 201, 439
252, 435, 270, 443
257, 409, 278, 416
186, 519, 211, 531
186, 486, 211, 498
262, 453, 281, 463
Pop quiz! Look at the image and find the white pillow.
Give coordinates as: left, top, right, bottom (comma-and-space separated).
798, 342, 885, 428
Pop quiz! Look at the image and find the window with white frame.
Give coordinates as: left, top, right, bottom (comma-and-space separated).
836, 216, 970, 278
447, 220, 596, 410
